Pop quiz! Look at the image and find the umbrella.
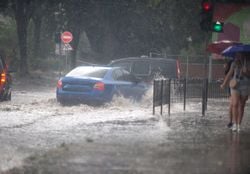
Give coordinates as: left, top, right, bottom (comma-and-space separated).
222, 44, 250, 58
206, 40, 242, 55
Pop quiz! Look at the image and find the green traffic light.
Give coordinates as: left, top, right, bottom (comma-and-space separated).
214, 24, 222, 31
213, 21, 224, 32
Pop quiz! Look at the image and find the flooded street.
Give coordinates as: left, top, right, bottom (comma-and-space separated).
0, 0, 249, 173
1, 77, 250, 174
0, 80, 160, 172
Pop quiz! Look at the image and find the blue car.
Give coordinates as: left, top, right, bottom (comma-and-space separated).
56, 66, 149, 105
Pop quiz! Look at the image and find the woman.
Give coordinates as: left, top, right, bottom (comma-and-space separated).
220, 52, 248, 132
239, 52, 250, 127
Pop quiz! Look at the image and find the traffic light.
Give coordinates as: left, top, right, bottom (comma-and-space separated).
202, 0, 213, 12
200, 0, 224, 32
200, 0, 213, 32
212, 21, 224, 32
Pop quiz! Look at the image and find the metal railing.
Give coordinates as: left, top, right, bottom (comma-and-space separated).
153, 78, 229, 116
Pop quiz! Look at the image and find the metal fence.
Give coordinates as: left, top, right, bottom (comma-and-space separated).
153, 78, 229, 116
149, 54, 225, 80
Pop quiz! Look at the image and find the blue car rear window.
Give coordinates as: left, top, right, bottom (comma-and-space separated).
66, 67, 108, 78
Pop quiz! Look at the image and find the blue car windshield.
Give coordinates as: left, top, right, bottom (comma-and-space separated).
66, 67, 108, 78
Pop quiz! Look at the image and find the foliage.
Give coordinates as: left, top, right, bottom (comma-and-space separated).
0, 0, 208, 74
0, 17, 17, 64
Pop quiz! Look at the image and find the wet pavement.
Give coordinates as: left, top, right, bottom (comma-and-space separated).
1, 74, 250, 174
2, 100, 250, 174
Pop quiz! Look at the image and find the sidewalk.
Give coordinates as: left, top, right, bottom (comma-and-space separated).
3, 101, 250, 174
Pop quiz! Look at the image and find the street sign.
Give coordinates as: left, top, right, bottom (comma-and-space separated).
62, 43, 73, 51
61, 31, 73, 44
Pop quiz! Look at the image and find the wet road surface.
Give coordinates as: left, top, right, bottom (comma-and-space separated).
1, 75, 250, 174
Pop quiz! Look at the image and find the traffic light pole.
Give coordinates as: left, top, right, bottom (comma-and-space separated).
202, 30, 211, 116
204, 31, 213, 83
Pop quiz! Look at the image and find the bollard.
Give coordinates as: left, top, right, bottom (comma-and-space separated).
202, 78, 209, 116
168, 79, 171, 116
183, 78, 187, 111
153, 80, 156, 115
160, 79, 163, 115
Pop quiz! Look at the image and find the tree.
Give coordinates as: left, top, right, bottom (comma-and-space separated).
62, 0, 88, 68
30, 0, 44, 60
10, 0, 38, 75
0, 17, 17, 65
1, 0, 207, 73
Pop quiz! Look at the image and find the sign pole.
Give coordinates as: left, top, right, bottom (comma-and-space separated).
59, 41, 62, 77
61, 31, 73, 72
65, 48, 68, 72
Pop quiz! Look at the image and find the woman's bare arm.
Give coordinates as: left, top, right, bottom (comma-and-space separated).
220, 63, 234, 89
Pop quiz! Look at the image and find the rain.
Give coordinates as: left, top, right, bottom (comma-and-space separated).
1, 1, 250, 174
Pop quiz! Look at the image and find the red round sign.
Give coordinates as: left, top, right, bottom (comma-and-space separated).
61, 31, 73, 43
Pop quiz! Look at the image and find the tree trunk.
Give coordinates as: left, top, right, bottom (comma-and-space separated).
15, 1, 29, 75
32, 16, 42, 59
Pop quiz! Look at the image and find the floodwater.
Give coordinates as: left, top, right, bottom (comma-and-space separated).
0, 85, 158, 171
1, 78, 250, 174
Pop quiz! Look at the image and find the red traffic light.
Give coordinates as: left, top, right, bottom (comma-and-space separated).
200, 0, 214, 31
202, 1, 213, 12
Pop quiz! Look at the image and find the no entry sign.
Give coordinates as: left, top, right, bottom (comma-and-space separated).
61, 31, 73, 44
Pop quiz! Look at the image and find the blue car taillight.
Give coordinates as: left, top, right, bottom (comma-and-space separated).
93, 82, 105, 91
57, 79, 62, 89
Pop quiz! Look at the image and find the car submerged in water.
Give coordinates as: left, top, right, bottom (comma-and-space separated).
56, 66, 149, 105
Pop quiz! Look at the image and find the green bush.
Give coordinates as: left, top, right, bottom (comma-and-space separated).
30, 57, 63, 71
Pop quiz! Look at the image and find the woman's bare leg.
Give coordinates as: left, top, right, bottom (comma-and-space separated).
229, 96, 233, 123
230, 91, 240, 130
239, 96, 248, 124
